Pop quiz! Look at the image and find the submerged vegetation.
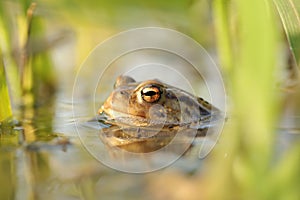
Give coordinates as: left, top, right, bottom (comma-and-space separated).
0, 0, 299, 199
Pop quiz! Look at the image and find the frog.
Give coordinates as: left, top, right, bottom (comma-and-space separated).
98, 75, 221, 153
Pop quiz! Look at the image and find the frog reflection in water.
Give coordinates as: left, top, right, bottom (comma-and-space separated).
98, 75, 221, 153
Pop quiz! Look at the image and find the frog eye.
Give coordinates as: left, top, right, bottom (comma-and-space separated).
141, 86, 161, 103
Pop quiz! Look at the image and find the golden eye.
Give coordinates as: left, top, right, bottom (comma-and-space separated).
141, 86, 161, 103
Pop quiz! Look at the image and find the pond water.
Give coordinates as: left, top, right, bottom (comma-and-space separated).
0, 101, 207, 199
1, 75, 299, 200
1, 44, 300, 199
0, 72, 215, 199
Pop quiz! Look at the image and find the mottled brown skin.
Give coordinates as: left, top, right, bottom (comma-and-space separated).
99, 76, 218, 126
98, 75, 220, 153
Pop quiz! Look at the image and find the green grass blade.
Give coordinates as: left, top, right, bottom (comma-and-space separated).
0, 56, 12, 122
213, 0, 234, 71
273, 0, 300, 66
207, 0, 279, 199
0, 3, 12, 122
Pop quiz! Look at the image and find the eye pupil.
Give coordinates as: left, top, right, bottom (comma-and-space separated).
144, 91, 157, 96
141, 86, 161, 103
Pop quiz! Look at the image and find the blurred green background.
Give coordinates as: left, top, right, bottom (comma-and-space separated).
1, 0, 300, 199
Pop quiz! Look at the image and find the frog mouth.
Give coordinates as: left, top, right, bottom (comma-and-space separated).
97, 109, 222, 130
